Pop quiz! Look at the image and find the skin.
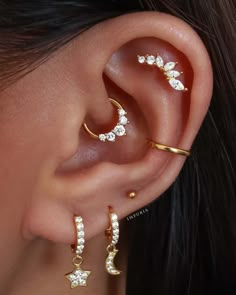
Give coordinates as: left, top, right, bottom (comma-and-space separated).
0, 12, 213, 295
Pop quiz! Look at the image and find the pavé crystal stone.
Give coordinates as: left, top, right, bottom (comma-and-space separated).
118, 109, 126, 116
77, 223, 84, 230
99, 134, 106, 142
166, 70, 181, 78
156, 55, 164, 68
164, 62, 176, 71
66, 268, 91, 288
146, 55, 155, 65
119, 116, 128, 125
168, 78, 185, 91
75, 217, 82, 223
106, 132, 116, 142
113, 125, 126, 136
138, 55, 145, 63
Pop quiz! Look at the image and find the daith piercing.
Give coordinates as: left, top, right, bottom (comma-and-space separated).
137, 53, 188, 91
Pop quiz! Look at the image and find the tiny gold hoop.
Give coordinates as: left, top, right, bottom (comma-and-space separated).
83, 98, 129, 142
147, 139, 191, 157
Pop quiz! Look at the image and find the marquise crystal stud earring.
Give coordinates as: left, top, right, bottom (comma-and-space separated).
83, 97, 129, 142
105, 206, 122, 276
65, 216, 91, 288
137, 53, 188, 91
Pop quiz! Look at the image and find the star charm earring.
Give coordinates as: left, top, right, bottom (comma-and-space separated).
65, 257, 91, 288
65, 216, 91, 288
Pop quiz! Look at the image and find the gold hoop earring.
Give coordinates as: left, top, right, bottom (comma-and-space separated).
147, 139, 191, 157
65, 216, 91, 288
105, 206, 122, 276
137, 53, 188, 91
83, 98, 129, 142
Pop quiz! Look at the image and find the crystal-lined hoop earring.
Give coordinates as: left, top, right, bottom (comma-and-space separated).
65, 216, 91, 288
83, 98, 129, 142
105, 206, 122, 276
137, 53, 188, 91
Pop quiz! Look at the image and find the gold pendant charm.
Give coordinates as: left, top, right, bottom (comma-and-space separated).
105, 245, 122, 275
65, 256, 91, 288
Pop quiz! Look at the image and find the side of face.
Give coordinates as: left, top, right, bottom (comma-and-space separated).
0, 11, 213, 284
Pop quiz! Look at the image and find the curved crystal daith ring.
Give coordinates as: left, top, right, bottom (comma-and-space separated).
83, 98, 129, 142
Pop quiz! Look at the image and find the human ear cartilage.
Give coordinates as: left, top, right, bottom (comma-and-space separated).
137, 54, 188, 91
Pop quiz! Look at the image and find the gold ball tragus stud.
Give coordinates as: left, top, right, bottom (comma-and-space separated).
83, 98, 129, 142
137, 53, 188, 91
128, 191, 136, 199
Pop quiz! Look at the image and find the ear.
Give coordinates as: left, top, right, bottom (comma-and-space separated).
24, 12, 213, 244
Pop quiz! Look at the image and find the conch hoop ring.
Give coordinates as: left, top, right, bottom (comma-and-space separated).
83, 98, 129, 142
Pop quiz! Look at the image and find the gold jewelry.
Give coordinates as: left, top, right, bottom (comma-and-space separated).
83, 98, 129, 142
65, 216, 91, 288
105, 206, 122, 275
128, 191, 136, 199
137, 53, 188, 91
147, 139, 191, 157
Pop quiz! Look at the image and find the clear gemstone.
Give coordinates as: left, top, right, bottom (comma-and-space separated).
118, 109, 126, 116
119, 116, 128, 125
106, 132, 116, 142
112, 221, 119, 229
113, 125, 126, 137
78, 245, 84, 251
166, 70, 181, 78
138, 55, 145, 63
77, 223, 84, 230
70, 274, 76, 281
156, 55, 164, 67
75, 216, 82, 223
78, 238, 85, 245
78, 231, 85, 238
146, 55, 155, 65
111, 214, 118, 221
79, 279, 86, 285
168, 79, 185, 91
164, 62, 176, 71
113, 229, 119, 235
99, 134, 106, 142
82, 272, 88, 279
75, 270, 83, 277
71, 281, 79, 287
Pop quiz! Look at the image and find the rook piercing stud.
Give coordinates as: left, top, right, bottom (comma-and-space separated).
137, 53, 188, 91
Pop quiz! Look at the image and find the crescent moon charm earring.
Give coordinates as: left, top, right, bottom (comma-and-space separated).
105, 206, 122, 276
